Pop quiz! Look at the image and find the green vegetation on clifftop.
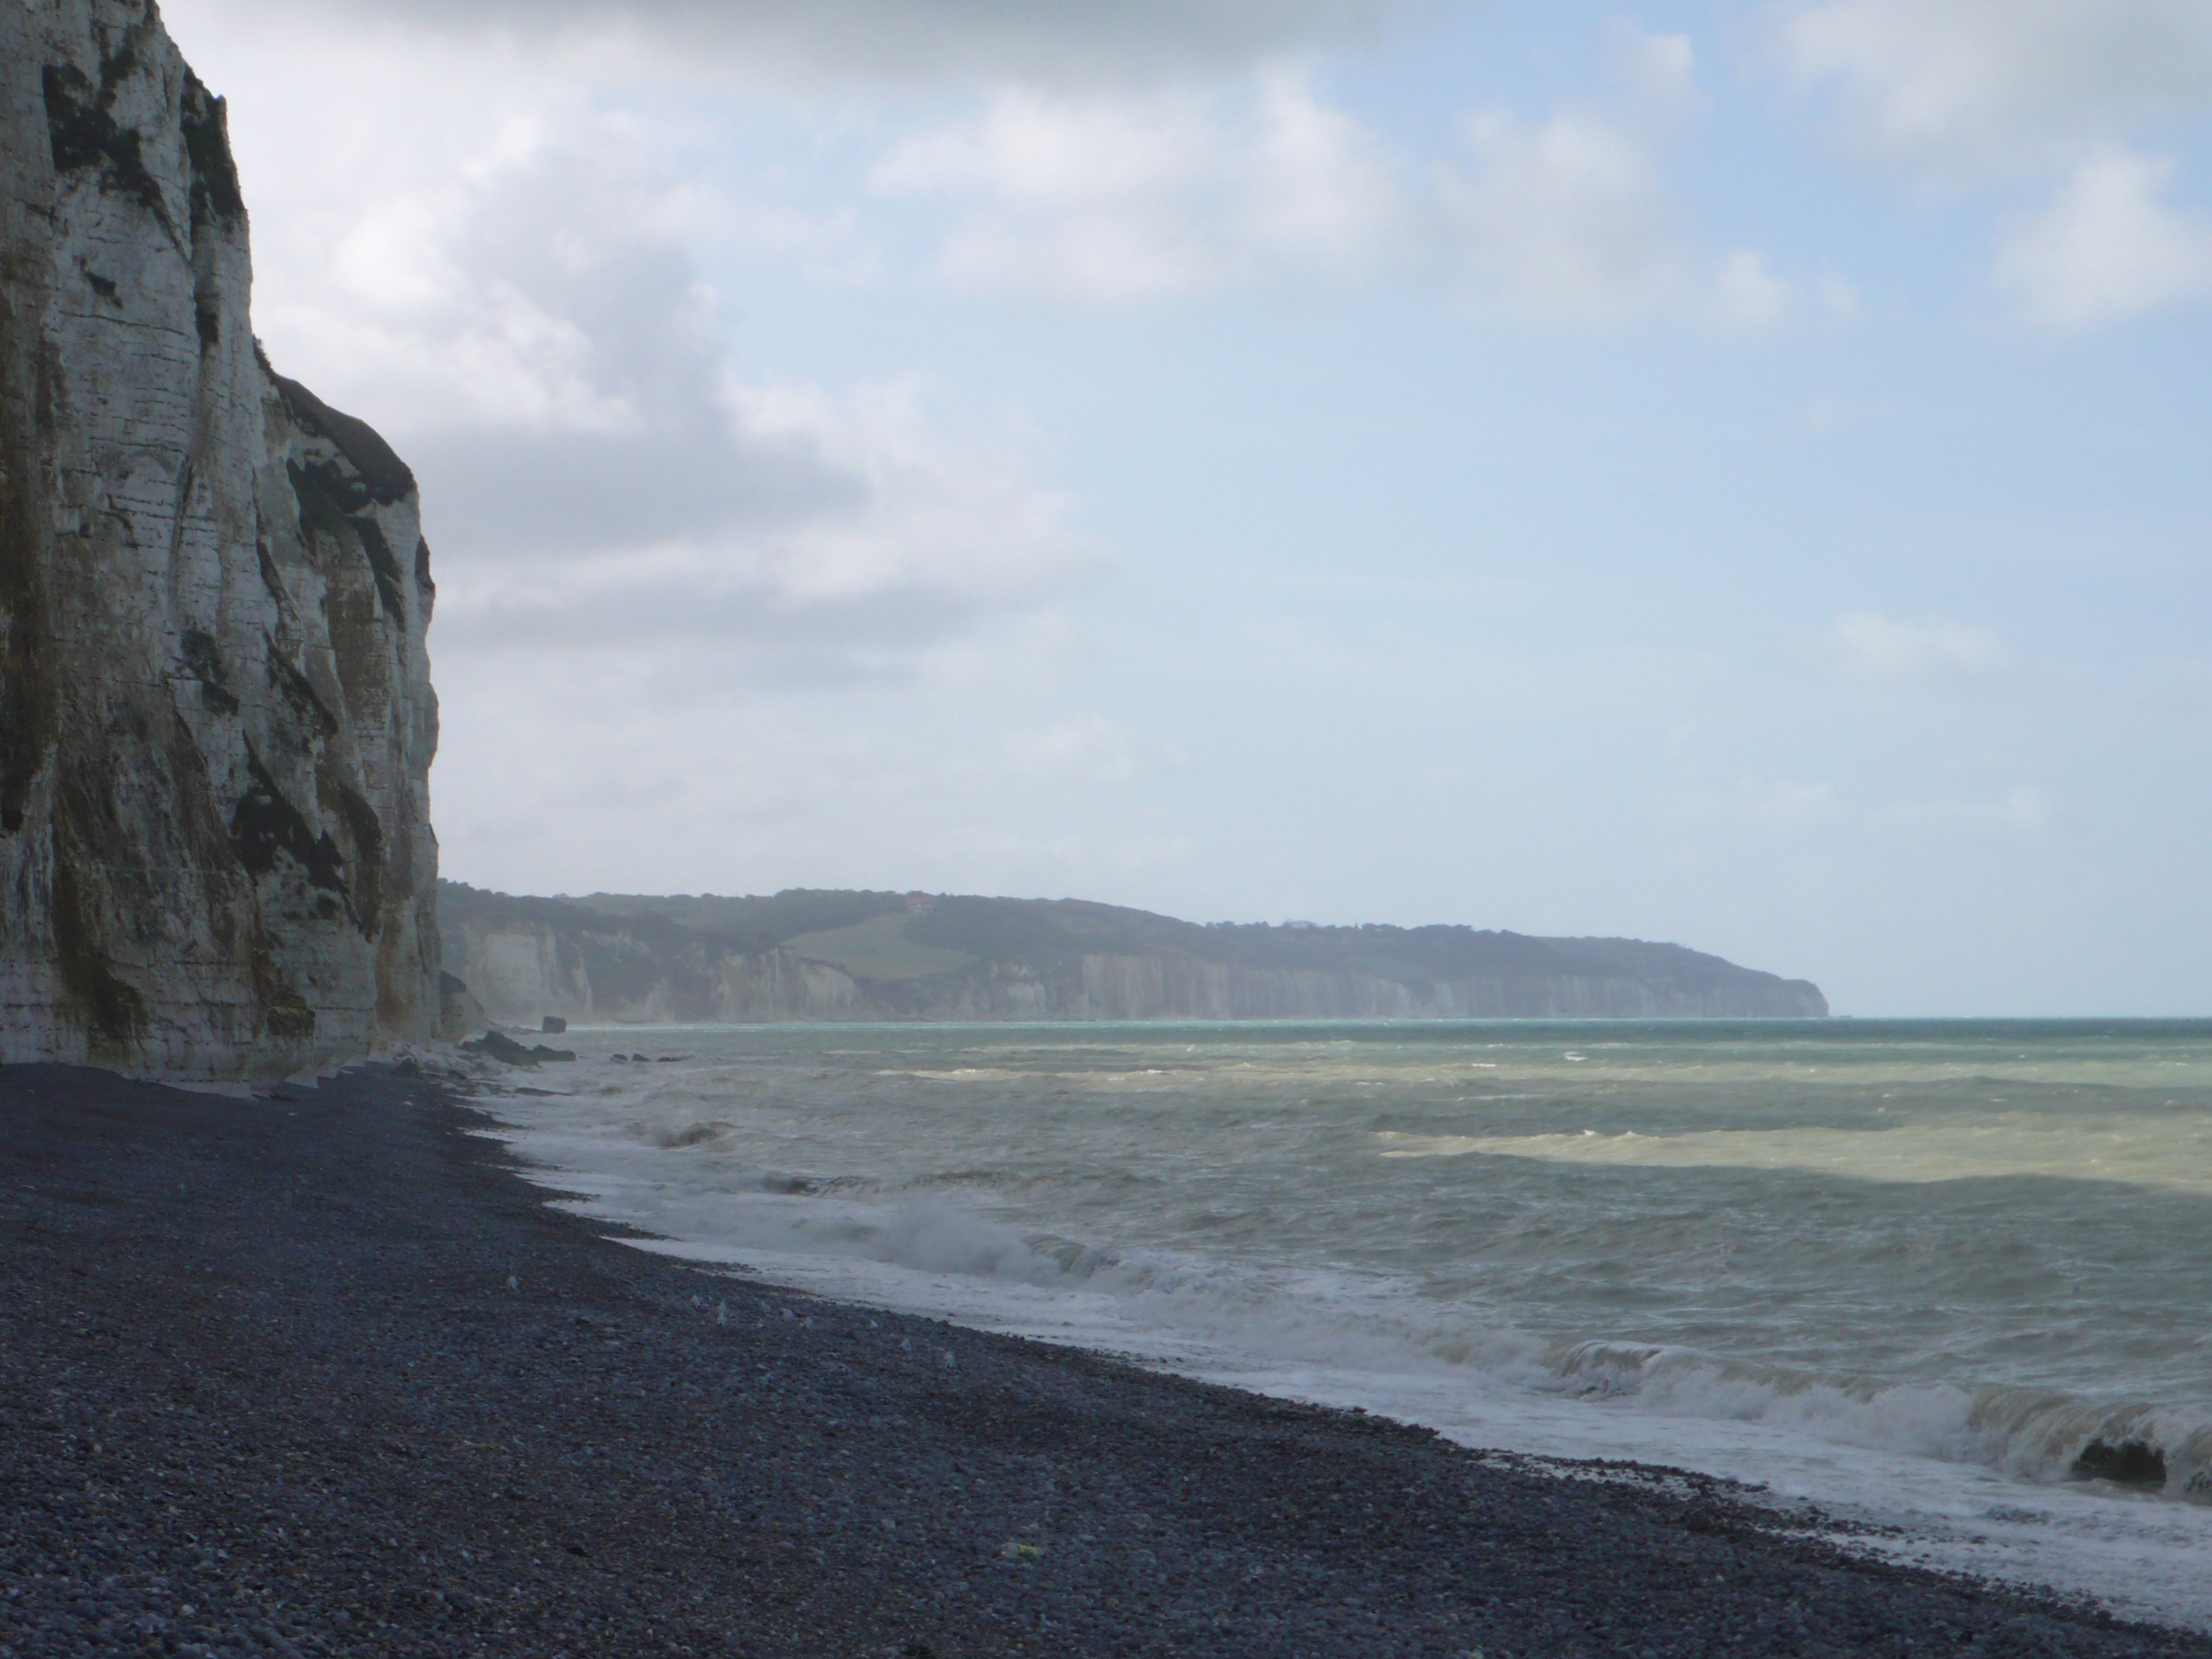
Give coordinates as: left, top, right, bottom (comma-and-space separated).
438, 882, 1829, 1026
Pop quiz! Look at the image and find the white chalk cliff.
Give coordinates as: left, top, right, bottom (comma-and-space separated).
0, 1, 443, 1075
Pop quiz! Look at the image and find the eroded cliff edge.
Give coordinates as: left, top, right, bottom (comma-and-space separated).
0, 1, 441, 1075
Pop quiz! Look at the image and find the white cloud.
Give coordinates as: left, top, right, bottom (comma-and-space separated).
1436, 103, 1680, 323
429, 376, 1105, 681
1436, 27, 1799, 326
872, 71, 1406, 304
1776, 0, 2212, 176
1713, 248, 1794, 327
237, 0, 1418, 87
1656, 779, 1841, 830
1996, 147, 2212, 326
880, 27, 1806, 324
183, 1, 1812, 331
1656, 777, 2051, 842
1600, 16, 1704, 124
1005, 717, 1185, 783
1874, 786, 2051, 834
1776, 1, 2212, 328
175, 13, 1101, 685
1799, 390, 1882, 432
1831, 611, 2007, 681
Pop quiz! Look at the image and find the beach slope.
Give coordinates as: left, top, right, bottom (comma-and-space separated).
2, 1065, 2198, 1657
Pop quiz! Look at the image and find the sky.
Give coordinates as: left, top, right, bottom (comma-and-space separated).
158, 0, 2212, 1016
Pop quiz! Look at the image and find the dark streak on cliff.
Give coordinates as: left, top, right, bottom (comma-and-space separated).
267, 644, 337, 737
350, 513, 409, 628
231, 744, 352, 906
49, 772, 147, 1048
286, 459, 348, 537
0, 289, 52, 838
179, 71, 243, 228
288, 456, 411, 629
334, 783, 384, 936
274, 374, 418, 505
178, 628, 239, 714
251, 510, 286, 604
40, 17, 174, 237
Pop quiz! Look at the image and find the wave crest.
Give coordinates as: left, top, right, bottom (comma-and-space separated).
1548, 1341, 2212, 1499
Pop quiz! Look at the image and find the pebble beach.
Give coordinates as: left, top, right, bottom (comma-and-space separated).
4, 1061, 2207, 1658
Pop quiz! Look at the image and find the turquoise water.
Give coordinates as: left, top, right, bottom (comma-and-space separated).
481, 1018, 2212, 1625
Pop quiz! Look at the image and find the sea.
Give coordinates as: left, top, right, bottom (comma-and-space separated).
474, 1018, 2212, 1630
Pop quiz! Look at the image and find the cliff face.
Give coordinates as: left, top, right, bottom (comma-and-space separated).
441, 885, 1829, 1028
0, 1, 441, 1075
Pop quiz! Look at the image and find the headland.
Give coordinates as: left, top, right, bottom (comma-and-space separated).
441, 883, 1829, 1028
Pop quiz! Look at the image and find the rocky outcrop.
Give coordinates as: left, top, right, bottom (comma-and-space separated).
440, 884, 1829, 1027
0, 2, 441, 1075
436, 971, 487, 1045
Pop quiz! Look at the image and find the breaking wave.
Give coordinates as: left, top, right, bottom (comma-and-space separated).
595, 1152, 2212, 1506
1546, 1341, 2212, 1500
477, 1017, 2212, 1628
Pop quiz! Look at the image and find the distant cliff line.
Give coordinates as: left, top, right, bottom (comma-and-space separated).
440, 885, 1828, 1028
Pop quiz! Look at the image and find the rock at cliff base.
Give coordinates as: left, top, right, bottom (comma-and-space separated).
460, 1031, 577, 1068
438, 973, 489, 1045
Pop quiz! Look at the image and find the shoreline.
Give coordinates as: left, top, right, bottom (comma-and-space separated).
5, 1062, 2206, 1658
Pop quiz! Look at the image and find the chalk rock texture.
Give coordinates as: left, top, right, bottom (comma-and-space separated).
0, 0, 441, 1075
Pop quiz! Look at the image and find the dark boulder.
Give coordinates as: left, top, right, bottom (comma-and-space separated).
460, 1030, 576, 1067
